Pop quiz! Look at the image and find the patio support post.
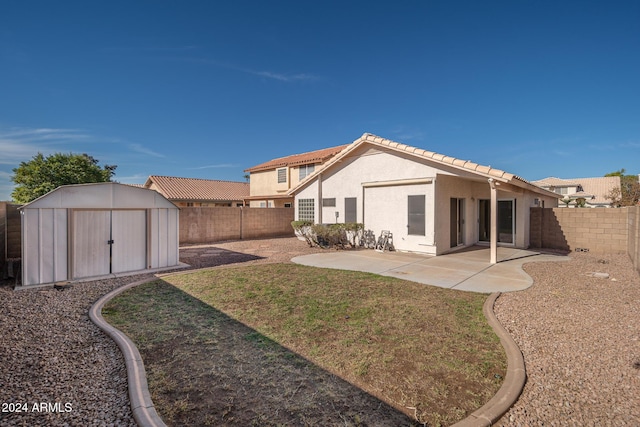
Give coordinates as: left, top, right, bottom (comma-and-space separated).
317, 173, 323, 224
488, 178, 497, 264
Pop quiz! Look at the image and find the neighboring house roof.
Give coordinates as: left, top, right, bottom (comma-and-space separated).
245, 145, 349, 173
532, 176, 620, 205
288, 133, 560, 198
530, 177, 580, 187
144, 175, 249, 201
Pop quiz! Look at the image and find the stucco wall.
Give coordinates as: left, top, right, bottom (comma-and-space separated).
179, 207, 294, 244
295, 146, 561, 255
530, 207, 628, 253
249, 166, 311, 198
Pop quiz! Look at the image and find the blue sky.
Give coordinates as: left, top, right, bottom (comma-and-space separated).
1, 1, 639, 200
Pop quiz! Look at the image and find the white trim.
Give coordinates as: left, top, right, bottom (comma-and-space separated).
362, 178, 434, 188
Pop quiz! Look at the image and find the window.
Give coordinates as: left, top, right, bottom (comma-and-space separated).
407, 195, 425, 236
298, 198, 315, 222
284, 203, 292, 208
322, 198, 336, 207
277, 168, 287, 183
299, 164, 315, 180
259, 202, 266, 208
345, 197, 357, 223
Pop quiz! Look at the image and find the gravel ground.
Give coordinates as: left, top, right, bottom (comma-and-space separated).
494, 251, 640, 426
2, 238, 638, 426
0, 237, 320, 427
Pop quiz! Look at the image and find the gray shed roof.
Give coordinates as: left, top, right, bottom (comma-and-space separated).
20, 182, 177, 210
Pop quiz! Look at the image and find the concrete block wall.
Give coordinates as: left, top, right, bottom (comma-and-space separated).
179, 207, 294, 245
6, 204, 21, 259
530, 207, 629, 254
241, 208, 295, 240
628, 207, 640, 274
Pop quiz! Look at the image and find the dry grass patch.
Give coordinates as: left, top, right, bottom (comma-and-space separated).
104, 264, 505, 426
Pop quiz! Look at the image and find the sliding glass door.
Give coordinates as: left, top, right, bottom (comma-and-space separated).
478, 199, 515, 244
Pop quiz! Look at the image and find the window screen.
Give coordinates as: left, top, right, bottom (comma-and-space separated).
345, 197, 357, 223
408, 195, 425, 236
277, 168, 287, 183
299, 164, 315, 180
322, 198, 336, 207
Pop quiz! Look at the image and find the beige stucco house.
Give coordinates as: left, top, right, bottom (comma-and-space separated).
143, 175, 249, 207
289, 133, 561, 261
244, 145, 347, 207
531, 176, 621, 207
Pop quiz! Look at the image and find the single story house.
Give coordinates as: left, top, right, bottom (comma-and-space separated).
289, 133, 561, 262
531, 176, 621, 207
143, 175, 249, 207
20, 182, 180, 287
244, 145, 347, 208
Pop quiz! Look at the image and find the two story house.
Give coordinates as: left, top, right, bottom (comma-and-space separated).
244, 145, 347, 208
531, 176, 621, 207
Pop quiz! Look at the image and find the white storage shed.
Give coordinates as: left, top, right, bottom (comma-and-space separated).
20, 182, 180, 287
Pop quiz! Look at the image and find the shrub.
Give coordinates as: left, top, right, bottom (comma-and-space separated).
291, 221, 314, 247
291, 221, 364, 249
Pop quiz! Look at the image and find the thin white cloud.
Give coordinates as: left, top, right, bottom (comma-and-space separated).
391, 126, 425, 141
553, 150, 571, 156
0, 127, 90, 142
115, 173, 149, 184
250, 70, 318, 82
619, 141, 640, 149
128, 143, 165, 158
0, 127, 94, 164
164, 56, 319, 82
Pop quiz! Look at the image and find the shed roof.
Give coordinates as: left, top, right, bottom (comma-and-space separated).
145, 175, 249, 201
288, 133, 560, 198
20, 182, 177, 210
244, 145, 348, 173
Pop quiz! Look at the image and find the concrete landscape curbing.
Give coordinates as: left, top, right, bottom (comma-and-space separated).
89, 277, 167, 427
92, 281, 525, 427
451, 292, 526, 427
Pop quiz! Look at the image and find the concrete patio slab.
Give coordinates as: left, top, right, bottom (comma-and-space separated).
292, 246, 569, 293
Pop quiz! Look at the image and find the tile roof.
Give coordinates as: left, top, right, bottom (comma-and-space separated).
532, 176, 620, 205
288, 133, 559, 198
531, 177, 580, 187
245, 144, 349, 173
145, 175, 249, 201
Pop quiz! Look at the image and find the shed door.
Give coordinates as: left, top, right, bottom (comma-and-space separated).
73, 210, 147, 279
73, 211, 111, 278
112, 210, 147, 273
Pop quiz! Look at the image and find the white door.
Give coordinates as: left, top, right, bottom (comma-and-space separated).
72, 209, 147, 279
112, 210, 147, 273
73, 210, 111, 278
